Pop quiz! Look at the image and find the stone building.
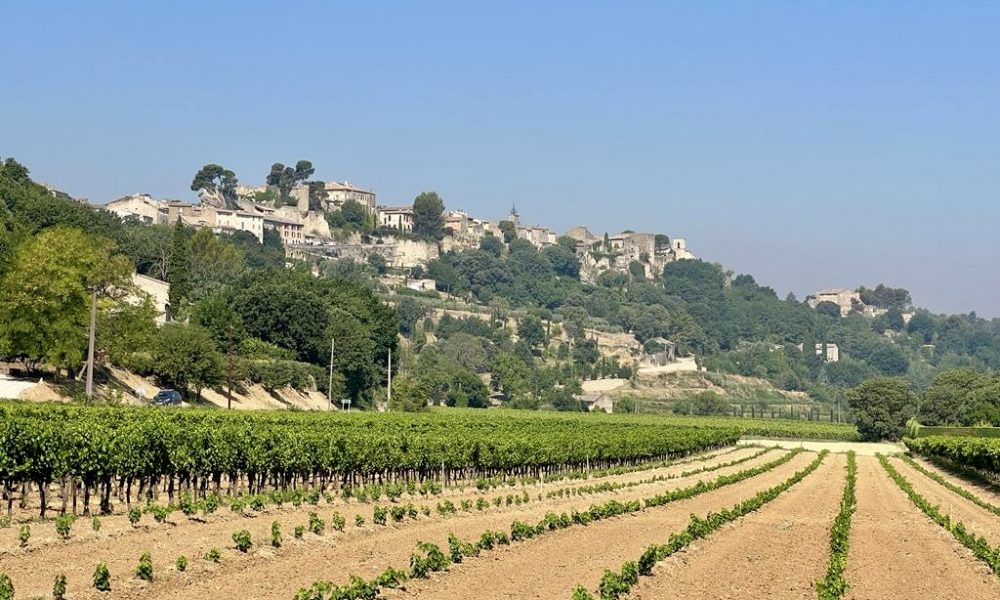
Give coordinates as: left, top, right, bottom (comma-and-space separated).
807, 288, 861, 317
263, 214, 305, 245
292, 180, 376, 213
377, 206, 414, 232
102, 194, 170, 225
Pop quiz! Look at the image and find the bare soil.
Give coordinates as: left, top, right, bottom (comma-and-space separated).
912, 456, 1000, 508
379, 452, 818, 600
625, 454, 846, 600
891, 456, 1000, 545
0, 446, 775, 599
844, 455, 1000, 600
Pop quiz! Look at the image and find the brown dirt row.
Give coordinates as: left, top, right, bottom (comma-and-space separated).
891, 457, 1000, 546
911, 456, 1000, 509
0, 444, 753, 556
844, 456, 1000, 600
379, 452, 820, 600
625, 453, 846, 600
0, 447, 783, 599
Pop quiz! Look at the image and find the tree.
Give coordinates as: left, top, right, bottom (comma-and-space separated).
150, 324, 224, 400
189, 228, 244, 299
97, 294, 158, 372
340, 199, 367, 229
166, 220, 192, 315
191, 293, 246, 349
479, 234, 504, 257
907, 311, 936, 344
294, 160, 315, 182
518, 315, 547, 351
847, 377, 916, 441
266, 160, 313, 202
396, 297, 427, 337
388, 374, 429, 412
307, 181, 328, 211
190, 164, 238, 206
0, 227, 132, 373
412, 192, 445, 240
498, 221, 516, 244
919, 368, 988, 426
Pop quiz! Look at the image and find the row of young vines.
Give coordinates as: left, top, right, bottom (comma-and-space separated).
0, 403, 738, 516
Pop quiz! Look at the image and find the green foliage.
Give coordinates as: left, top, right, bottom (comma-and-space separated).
847, 377, 916, 441
93, 561, 111, 591
135, 552, 154, 581
232, 529, 252, 552
341, 199, 368, 229
0, 575, 11, 600
0, 227, 132, 371
91, 515, 102, 532
128, 508, 142, 526
149, 323, 224, 398
271, 521, 282, 547
55, 514, 75, 539
816, 452, 857, 600
175, 555, 188, 572
167, 219, 192, 310
412, 191, 445, 240
18, 524, 29, 547
53, 573, 67, 599
204, 548, 222, 563
191, 164, 238, 200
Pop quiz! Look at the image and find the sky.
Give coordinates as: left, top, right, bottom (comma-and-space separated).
4, 1, 999, 316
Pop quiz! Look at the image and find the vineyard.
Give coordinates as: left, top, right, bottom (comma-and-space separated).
2, 405, 1000, 599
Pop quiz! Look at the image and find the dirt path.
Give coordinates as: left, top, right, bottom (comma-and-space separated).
844, 456, 1000, 600
625, 453, 845, 600
0, 447, 780, 599
891, 457, 1000, 545
738, 439, 902, 456
379, 452, 819, 600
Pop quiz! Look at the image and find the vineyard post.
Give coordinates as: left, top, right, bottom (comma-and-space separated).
85, 289, 97, 399
387, 348, 392, 409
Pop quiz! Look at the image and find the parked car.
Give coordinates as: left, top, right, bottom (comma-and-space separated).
152, 389, 182, 406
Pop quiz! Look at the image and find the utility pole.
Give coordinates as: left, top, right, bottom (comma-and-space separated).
328, 337, 335, 411
226, 329, 233, 410
387, 348, 392, 410
85, 289, 97, 400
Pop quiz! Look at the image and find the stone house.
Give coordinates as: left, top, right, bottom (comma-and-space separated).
263, 214, 305, 245
102, 194, 170, 225
292, 180, 376, 213
377, 206, 414, 232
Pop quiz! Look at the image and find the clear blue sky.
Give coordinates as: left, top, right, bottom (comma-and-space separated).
4, 2, 1000, 316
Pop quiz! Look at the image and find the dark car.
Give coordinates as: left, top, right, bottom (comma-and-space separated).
151, 389, 182, 406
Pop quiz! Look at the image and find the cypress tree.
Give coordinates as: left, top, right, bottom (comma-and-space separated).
167, 219, 192, 317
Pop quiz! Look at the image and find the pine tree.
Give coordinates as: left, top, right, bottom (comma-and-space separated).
167, 219, 192, 317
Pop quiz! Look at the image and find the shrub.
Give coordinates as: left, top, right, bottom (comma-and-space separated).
53, 573, 67, 599
135, 552, 154, 581
571, 586, 596, 600
390, 506, 406, 522
204, 548, 221, 563
176, 555, 188, 572
93, 562, 111, 591
18, 524, 30, 547
202, 493, 221, 515
91, 515, 102, 532
55, 514, 75, 539
271, 521, 282, 547
146, 503, 171, 523
331, 511, 346, 531
355, 514, 365, 527
0, 516, 9, 528
373, 506, 388, 526
128, 508, 142, 527
294, 525, 305, 539
0, 574, 13, 600
308, 512, 325, 535
233, 529, 252, 552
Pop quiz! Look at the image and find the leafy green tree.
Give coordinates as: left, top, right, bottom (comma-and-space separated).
340, 199, 368, 229
191, 293, 246, 349
907, 311, 936, 344
189, 228, 244, 298
388, 374, 429, 412
847, 377, 916, 441
150, 323, 224, 400
919, 368, 988, 426
479, 234, 504, 257
0, 227, 132, 373
541, 244, 580, 278
191, 164, 238, 205
412, 192, 445, 240
396, 297, 427, 336
166, 220, 192, 314
498, 220, 516, 244
97, 295, 158, 371
518, 315, 547, 351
